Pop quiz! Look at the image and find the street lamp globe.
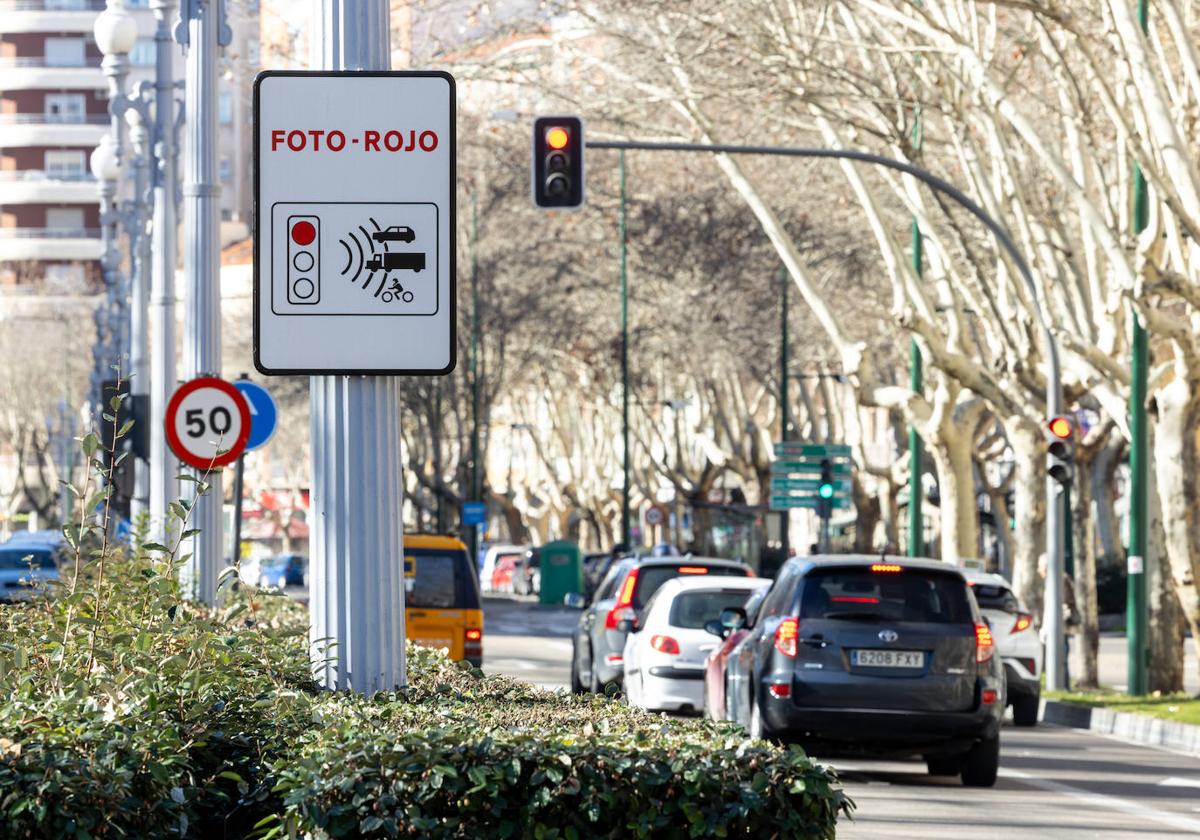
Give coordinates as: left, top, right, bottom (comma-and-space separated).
90, 135, 120, 181
93, 3, 138, 56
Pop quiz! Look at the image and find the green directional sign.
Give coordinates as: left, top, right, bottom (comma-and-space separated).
770, 477, 847, 493
772, 459, 852, 477
774, 442, 852, 459
770, 495, 852, 511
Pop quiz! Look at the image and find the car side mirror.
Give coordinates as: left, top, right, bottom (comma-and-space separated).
704, 619, 726, 639
719, 607, 747, 631
616, 618, 637, 633
563, 592, 586, 610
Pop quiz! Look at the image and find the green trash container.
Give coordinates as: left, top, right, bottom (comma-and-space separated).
538, 539, 583, 606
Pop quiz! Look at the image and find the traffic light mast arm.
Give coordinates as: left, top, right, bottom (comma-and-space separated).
584, 138, 1063, 419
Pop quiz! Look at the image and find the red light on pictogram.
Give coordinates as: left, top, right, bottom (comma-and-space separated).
1048, 417, 1072, 439
291, 220, 316, 245
546, 126, 569, 150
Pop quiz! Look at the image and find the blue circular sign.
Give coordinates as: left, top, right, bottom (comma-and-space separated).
234, 380, 278, 452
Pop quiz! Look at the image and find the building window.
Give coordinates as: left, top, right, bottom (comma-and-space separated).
45, 263, 85, 292
45, 93, 86, 123
130, 39, 156, 66
218, 92, 233, 125
219, 157, 232, 183
44, 37, 86, 67
46, 208, 85, 232
45, 150, 86, 179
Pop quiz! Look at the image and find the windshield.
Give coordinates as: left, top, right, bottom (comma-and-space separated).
669, 588, 760, 630
0, 548, 58, 571
403, 549, 479, 609
801, 568, 972, 624
633, 564, 748, 608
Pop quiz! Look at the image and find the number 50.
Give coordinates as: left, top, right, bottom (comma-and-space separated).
185, 406, 234, 438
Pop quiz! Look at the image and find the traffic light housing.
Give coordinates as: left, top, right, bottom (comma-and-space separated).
1046, 416, 1074, 485
532, 116, 584, 209
817, 458, 835, 518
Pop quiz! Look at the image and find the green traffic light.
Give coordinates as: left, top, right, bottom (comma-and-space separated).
819, 483, 834, 499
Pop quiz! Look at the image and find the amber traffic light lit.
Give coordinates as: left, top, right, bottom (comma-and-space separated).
1048, 417, 1072, 439
546, 126, 570, 150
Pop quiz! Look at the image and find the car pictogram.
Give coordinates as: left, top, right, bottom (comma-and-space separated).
372, 225, 416, 244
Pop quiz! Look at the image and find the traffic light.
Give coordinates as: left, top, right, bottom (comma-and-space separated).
817, 458, 835, 518
287, 215, 320, 305
1046, 416, 1074, 485
532, 116, 584, 208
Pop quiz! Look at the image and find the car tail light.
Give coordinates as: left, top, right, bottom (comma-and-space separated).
871, 564, 902, 573
831, 596, 880, 604
975, 622, 995, 663
982, 688, 998, 705
1011, 612, 1033, 634
604, 653, 623, 665
650, 635, 680, 654
1019, 657, 1037, 675
768, 683, 791, 699
774, 617, 799, 657
464, 627, 482, 661
604, 568, 640, 629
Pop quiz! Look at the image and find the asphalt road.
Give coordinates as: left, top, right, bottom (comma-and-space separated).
481, 596, 1200, 839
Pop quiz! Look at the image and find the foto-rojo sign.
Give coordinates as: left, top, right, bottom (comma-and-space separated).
253, 71, 456, 375
165, 377, 252, 470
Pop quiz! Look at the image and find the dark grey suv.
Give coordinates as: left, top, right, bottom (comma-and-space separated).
723, 556, 1005, 787
570, 555, 753, 693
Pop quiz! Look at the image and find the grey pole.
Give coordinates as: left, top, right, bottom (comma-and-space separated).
177, 0, 230, 604
125, 97, 152, 522
307, 0, 406, 693
150, 0, 179, 544
587, 138, 1067, 683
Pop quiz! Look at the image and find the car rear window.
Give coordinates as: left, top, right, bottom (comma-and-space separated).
0, 548, 57, 570
669, 588, 760, 629
971, 583, 1020, 614
801, 568, 972, 624
404, 550, 478, 609
633, 564, 749, 608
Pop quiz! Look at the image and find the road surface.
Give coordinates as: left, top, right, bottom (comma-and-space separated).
481, 596, 1200, 839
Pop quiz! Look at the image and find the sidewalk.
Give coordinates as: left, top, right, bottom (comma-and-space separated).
1096, 634, 1198, 695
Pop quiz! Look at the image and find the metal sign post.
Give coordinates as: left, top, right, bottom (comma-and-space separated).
230, 378, 278, 568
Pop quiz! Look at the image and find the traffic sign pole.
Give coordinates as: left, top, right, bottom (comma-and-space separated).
231, 377, 279, 573
305, 0, 406, 694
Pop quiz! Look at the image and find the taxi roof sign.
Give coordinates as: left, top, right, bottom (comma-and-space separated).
253, 71, 456, 375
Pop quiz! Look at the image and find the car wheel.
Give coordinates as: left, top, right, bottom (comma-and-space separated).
1012, 692, 1040, 727
961, 735, 1000, 788
925, 755, 961, 776
570, 641, 586, 695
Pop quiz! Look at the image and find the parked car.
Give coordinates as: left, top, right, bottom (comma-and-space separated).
722, 556, 1005, 787
479, 544, 526, 592
569, 554, 754, 694
623, 575, 770, 713
513, 546, 541, 596
257, 553, 307, 588
703, 585, 772, 721
0, 530, 67, 603
965, 570, 1041, 726
403, 534, 484, 667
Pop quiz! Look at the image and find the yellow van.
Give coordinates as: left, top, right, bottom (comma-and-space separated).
403, 534, 484, 666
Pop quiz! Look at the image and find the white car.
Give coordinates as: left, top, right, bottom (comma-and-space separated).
966, 570, 1042, 726
623, 575, 771, 714
479, 544, 526, 593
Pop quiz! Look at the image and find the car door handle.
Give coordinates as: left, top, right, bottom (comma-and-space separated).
801, 637, 829, 648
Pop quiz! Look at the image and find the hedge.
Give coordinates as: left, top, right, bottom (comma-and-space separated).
0, 525, 850, 839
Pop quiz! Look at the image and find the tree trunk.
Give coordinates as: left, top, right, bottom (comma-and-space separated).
1147, 424, 1185, 693
1072, 446, 1100, 689
1005, 418, 1047, 621
928, 430, 978, 562
1150, 376, 1200, 690
852, 474, 882, 553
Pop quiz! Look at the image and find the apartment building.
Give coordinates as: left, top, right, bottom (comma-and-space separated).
0, 0, 257, 292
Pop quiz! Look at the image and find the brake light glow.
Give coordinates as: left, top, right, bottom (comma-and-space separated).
465, 628, 482, 641
768, 683, 792, 699
774, 617, 799, 657
871, 564, 902, 573
650, 635, 680, 655
975, 622, 995, 663
831, 596, 880, 604
605, 568, 640, 629
982, 688, 998, 705
678, 566, 709, 574
1011, 612, 1033, 634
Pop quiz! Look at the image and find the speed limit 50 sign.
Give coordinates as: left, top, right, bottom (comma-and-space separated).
165, 377, 252, 469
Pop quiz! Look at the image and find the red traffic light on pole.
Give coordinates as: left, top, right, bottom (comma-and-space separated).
1046, 416, 1075, 485
532, 116, 584, 209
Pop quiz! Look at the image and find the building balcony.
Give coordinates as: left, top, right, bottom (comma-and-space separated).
0, 113, 108, 146
0, 169, 99, 202
0, 1, 152, 35
0, 65, 106, 89
0, 226, 101, 261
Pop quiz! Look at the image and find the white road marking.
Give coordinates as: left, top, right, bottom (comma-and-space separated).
1158, 777, 1200, 789
1000, 768, 1200, 833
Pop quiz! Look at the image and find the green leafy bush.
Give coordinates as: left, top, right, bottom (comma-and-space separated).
0, 405, 849, 838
